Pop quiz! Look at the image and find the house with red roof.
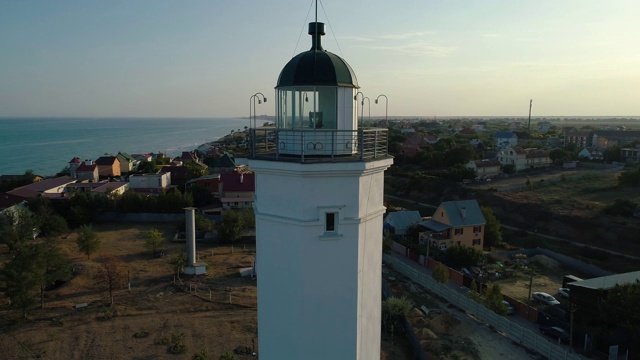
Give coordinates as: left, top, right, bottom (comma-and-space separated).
179, 151, 199, 162
0, 176, 77, 209
75, 160, 99, 182
68, 157, 82, 178
219, 171, 255, 210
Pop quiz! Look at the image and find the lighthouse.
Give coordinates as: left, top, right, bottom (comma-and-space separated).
246, 20, 393, 359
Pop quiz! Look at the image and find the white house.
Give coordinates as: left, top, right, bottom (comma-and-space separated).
494, 131, 518, 148
128, 172, 171, 193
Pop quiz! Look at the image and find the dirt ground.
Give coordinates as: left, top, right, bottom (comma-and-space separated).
494, 254, 565, 302
0, 223, 426, 359
0, 223, 259, 360
384, 266, 543, 360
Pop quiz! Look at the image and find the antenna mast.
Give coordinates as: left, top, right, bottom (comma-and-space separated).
528, 99, 533, 132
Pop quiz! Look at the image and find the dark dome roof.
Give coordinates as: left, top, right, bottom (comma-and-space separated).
276, 22, 358, 88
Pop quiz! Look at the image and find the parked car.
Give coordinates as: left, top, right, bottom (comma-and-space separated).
540, 326, 569, 342
558, 287, 570, 299
532, 292, 560, 305
502, 300, 514, 315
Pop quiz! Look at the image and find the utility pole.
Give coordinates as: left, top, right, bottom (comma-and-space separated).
569, 301, 577, 352
527, 99, 533, 132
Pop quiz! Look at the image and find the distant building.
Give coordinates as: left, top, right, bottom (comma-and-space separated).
418, 200, 486, 250
537, 121, 552, 133
592, 130, 640, 148
383, 211, 422, 236
0, 176, 76, 209
466, 159, 501, 180
75, 160, 99, 182
577, 147, 604, 161
218, 171, 255, 210
494, 131, 518, 148
497, 146, 551, 171
128, 172, 171, 193
564, 130, 593, 148
620, 147, 640, 164
95, 156, 121, 178
116, 152, 135, 174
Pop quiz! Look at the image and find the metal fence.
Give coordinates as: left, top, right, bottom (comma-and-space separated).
383, 254, 582, 360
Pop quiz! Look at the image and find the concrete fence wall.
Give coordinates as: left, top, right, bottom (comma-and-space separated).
96, 212, 184, 223
384, 254, 581, 360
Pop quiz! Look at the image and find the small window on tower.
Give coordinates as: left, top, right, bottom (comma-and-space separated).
325, 212, 336, 232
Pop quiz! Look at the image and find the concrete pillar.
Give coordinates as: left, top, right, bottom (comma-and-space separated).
184, 207, 197, 266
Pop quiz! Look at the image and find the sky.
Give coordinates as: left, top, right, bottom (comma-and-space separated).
1, 0, 639, 118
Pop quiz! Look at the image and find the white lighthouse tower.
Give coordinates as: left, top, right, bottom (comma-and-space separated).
246, 20, 393, 359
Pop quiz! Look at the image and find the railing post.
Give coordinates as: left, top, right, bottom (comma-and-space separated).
358, 130, 364, 161
275, 130, 279, 160
374, 130, 378, 158
250, 129, 255, 158
301, 130, 305, 163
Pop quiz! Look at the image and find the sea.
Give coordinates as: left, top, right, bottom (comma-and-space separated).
0, 117, 250, 177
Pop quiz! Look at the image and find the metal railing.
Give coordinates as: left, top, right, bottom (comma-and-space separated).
246, 128, 389, 163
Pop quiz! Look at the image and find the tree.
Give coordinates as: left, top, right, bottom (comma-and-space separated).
432, 263, 450, 284
445, 244, 485, 269
185, 161, 208, 180
597, 280, 640, 339
0, 244, 44, 318
76, 224, 101, 259
484, 283, 507, 316
38, 239, 72, 308
618, 168, 640, 187
469, 280, 482, 303
217, 210, 245, 243
144, 228, 165, 255
240, 207, 255, 229
39, 214, 69, 238
549, 148, 575, 165
97, 257, 126, 305
381, 296, 413, 334
0, 206, 40, 252
404, 223, 422, 243
502, 164, 516, 174
481, 206, 503, 249
169, 252, 187, 279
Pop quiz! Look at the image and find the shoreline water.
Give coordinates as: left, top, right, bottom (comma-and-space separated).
0, 117, 248, 177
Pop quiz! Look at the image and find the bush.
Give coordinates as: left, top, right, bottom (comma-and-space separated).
133, 331, 150, 339
219, 352, 236, 360
192, 348, 208, 360
168, 332, 187, 354
233, 346, 252, 355
382, 296, 413, 334
96, 307, 114, 321
602, 199, 637, 217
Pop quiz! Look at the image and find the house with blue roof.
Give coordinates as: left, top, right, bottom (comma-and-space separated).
418, 200, 486, 251
494, 131, 518, 149
383, 210, 422, 236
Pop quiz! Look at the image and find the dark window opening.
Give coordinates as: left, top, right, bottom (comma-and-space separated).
326, 212, 336, 232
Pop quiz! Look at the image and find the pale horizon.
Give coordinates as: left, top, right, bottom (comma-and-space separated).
1, 1, 639, 118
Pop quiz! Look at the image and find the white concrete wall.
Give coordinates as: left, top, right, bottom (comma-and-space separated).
250, 157, 391, 360
128, 172, 171, 189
